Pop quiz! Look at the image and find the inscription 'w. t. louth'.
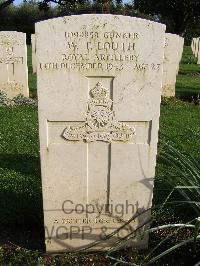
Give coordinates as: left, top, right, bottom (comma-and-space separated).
62, 82, 136, 143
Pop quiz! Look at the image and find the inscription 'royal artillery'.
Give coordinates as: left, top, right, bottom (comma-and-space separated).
62, 82, 136, 143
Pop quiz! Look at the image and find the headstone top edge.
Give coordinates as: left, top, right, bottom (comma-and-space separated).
0, 31, 26, 35
35, 14, 166, 30
165, 32, 181, 38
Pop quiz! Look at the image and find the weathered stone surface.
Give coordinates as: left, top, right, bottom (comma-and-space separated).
162, 33, 181, 97
194, 38, 200, 58
36, 15, 166, 252
197, 38, 200, 64
191, 38, 195, 56
0, 31, 29, 98
194, 38, 197, 57
31, 34, 37, 73
191, 37, 200, 64
196, 38, 200, 59
176, 36, 184, 74
191, 38, 194, 54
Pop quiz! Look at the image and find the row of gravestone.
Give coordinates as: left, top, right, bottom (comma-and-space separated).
0, 30, 184, 100
0, 32, 29, 98
1, 15, 185, 252
191, 37, 200, 64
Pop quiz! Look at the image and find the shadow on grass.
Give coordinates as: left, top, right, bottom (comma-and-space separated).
176, 90, 200, 103
0, 154, 40, 177
0, 154, 44, 250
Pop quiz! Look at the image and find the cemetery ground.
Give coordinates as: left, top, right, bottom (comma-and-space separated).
0, 46, 199, 265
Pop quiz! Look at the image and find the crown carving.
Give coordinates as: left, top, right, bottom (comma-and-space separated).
90, 82, 108, 99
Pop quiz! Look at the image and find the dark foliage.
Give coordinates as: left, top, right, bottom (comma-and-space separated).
135, 0, 200, 35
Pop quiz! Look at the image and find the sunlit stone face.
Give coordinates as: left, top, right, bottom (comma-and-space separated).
36, 14, 166, 252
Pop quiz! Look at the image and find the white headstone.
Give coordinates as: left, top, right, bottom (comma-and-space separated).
197, 38, 200, 64
194, 38, 199, 58
162, 33, 180, 97
194, 38, 197, 57
176, 37, 184, 74
192, 38, 196, 57
191, 38, 197, 57
36, 15, 166, 252
31, 34, 37, 73
191, 38, 195, 55
0, 31, 29, 98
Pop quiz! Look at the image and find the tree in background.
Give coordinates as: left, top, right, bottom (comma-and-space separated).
44, 0, 125, 15
185, 16, 200, 44
0, 1, 58, 43
0, 0, 14, 10
0, 0, 199, 43
134, 0, 200, 36
43, 0, 151, 18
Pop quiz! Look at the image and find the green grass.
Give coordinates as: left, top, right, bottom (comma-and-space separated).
0, 106, 43, 250
0, 46, 199, 264
176, 75, 200, 98
176, 46, 200, 99
155, 99, 200, 213
27, 45, 37, 98
179, 64, 200, 73
180, 46, 198, 65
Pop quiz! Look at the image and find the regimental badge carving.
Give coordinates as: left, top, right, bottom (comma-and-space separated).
62, 82, 136, 143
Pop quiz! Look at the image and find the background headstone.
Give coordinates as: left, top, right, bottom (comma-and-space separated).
197, 38, 200, 64
0, 31, 29, 98
191, 38, 195, 55
176, 36, 184, 74
162, 33, 180, 97
31, 34, 37, 73
36, 15, 166, 252
192, 38, 200, 64
193, 38, 197, 57
194, 38, 199, 58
